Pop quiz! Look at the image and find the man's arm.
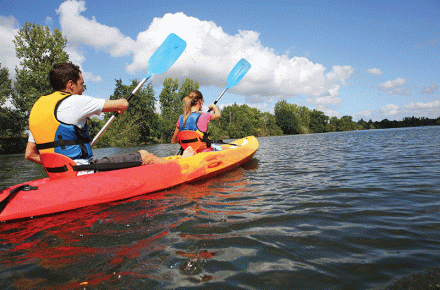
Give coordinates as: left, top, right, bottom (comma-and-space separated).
25, 142, 42, 164
102, 99, 129, 114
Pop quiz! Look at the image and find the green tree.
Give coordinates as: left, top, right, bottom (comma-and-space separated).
91, 80, 158, 147
340, 115, 358, 131
357, 118, 367, 129
325, 118, 337, 132
262, 112, 283, 136
327, 116, 358, 132
0, 65, 12, 106
213, 104, 267, 139
119, 80, 157, 144
297, 105, 311, 133
177, 78, 199, 101
328, 116, 341, 131
309, 109, 329, 133
159, 78, 179, 121
0, 65, 26, 153
13, 22, 69, 117
158, 78, 179, 142
367, 119, 375, 129
0, 65, 22, 138
274, 100, 303, 135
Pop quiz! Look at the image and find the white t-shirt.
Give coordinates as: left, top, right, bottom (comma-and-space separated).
28, 94, 106, 142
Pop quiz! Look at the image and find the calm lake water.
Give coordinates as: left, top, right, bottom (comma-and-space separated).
1, 126, 439, 289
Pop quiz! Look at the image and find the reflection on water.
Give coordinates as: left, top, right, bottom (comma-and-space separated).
1, 127, 440, 289
1, 163, 259, 288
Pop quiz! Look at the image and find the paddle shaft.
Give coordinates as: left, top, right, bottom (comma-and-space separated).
207, 88, 227, 112
214, 88, 228, 104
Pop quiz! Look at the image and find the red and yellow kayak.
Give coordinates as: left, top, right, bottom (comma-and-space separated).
0, 136, 258, 222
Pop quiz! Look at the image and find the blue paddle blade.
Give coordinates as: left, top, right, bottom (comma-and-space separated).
226, 58, 251, 89
147, 33, 187, 76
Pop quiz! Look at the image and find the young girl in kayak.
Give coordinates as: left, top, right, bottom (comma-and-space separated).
171, 90, 221, 153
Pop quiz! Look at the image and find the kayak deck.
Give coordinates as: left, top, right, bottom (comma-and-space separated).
0, 136, 258, 222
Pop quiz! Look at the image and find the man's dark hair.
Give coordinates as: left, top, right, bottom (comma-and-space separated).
50, 63, 82, 91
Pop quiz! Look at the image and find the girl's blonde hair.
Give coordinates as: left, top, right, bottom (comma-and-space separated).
182, 90, 203, 127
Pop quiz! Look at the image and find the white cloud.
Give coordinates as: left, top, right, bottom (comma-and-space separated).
249, 102, 273, 113
382, 104, 399, 115
352, 110, 372, 120
322, 108, 340, 118
56, 0, 135, 57
55, 2, 354, 113
45, 16, 53, 26
306, 84, 344, 118
65, 46, 86, 65
326, 65, 354, 86
2, 0, 355, 116
129, 12, 354, 109
420, 84, 439, 94
82, 71, 102, 83
403, 100, 440, 114
376, 78, 410, 95
0, 15, 20, 79
379, 78, 405, 89
367, 68, 383, 75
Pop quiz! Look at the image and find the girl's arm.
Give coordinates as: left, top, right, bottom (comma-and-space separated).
208, 104, 221, 120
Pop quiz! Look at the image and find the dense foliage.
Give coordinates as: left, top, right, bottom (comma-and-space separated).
367, 117, 440, 129
13, 22, 69, 134
0, 65, 25, 154
0, 22, 439, 154
209, 103, 282, 140
89, 80, 158, 148
0, 65, 12, 106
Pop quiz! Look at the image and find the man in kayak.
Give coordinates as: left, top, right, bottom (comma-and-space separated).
171, 90, 222, 153
25, 63, 193, 172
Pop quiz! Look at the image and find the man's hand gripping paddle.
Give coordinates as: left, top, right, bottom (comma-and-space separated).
91, 33, 187, 146
208, 58, 251, 112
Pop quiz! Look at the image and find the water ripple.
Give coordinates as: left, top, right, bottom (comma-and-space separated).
1, 127, 439, 289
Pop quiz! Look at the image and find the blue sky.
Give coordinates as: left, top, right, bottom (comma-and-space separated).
1, 0, 439, 121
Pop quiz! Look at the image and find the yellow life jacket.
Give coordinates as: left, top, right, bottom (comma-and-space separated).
29, 91, 93, 159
